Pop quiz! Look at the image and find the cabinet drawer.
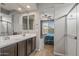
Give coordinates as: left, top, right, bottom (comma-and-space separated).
26, 38, 32, 55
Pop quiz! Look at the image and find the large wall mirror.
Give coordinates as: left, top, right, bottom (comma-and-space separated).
0, 13, 13, 36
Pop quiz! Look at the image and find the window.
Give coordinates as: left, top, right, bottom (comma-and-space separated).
23, 15, 34, 30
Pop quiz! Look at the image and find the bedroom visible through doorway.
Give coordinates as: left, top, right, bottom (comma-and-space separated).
40, 20, 54, 56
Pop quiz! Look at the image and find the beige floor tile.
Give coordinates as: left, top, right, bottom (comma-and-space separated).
30, 44, 54, 56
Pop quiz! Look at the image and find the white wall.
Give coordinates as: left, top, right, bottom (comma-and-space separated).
38, 3, 54, 20
13, 14, 22, 32
55, 4, 74, 19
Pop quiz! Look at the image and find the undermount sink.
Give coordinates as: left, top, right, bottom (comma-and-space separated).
0, 36, 10, 41
4, 36, 10, 40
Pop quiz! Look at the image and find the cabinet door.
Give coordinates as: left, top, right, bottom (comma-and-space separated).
18, 40, 26, 56
32, 37, 36, 52
0, 48, 3, 56
26, 39, 32, 55
0, 48, 2, 56
2, 44, 17, 56
34, 37, 36, 50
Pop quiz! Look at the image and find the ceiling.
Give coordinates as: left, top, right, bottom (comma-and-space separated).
38, 3, 74, 10
0, 3, 38, 13
0, 3, 74, 13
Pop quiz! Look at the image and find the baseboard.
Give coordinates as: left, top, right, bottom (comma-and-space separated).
54, 51, 64, 56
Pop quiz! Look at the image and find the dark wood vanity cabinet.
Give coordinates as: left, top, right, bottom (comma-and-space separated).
18, 40, 26, 56
18, 37, 36, 56
0, 48, 3, 56
0, 37, 36, 56
26, 38, 32, 55
31, 37, 36, 52
1, 44, 17, 56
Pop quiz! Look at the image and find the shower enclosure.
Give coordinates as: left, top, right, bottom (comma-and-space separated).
54, 4, 79, 56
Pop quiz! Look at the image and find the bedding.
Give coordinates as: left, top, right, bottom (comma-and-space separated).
44, 33, 54, 45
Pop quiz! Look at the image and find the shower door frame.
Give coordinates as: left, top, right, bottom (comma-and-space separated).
65, 3, 79, 56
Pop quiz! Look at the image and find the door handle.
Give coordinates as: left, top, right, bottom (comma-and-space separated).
74, 36, 77, 40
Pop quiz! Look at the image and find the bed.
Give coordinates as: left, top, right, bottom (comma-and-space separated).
44, 32, 54, 45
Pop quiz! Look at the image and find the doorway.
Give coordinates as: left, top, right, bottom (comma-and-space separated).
40, 20, 54, 55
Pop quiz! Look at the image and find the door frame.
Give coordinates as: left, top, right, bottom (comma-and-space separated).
40, 20, 54, 38
40, 20, 54, 49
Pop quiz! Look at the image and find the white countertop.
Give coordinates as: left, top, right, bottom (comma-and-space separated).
0, 33, 36, 48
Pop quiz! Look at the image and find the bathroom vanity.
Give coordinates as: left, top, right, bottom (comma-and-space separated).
0, 34, 36, 56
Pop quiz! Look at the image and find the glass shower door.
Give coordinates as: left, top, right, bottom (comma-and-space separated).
66, 6, 77, 56
54, 17, 65, 55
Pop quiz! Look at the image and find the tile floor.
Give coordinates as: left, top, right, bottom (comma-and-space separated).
30, 44, 54, 56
